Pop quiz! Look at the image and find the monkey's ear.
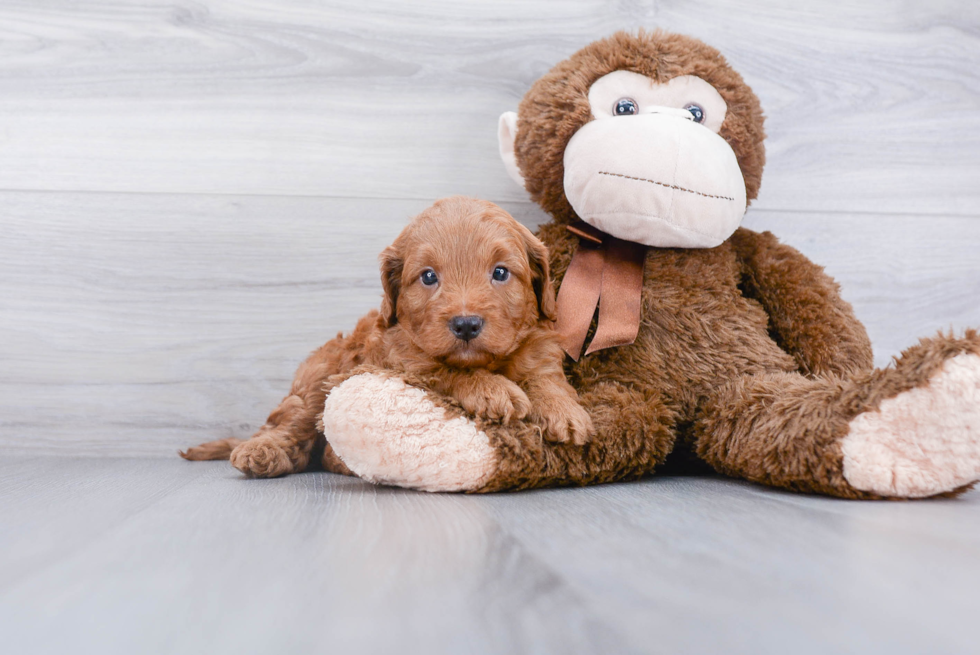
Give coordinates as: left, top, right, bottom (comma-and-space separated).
498, 112, 526, 189
378, 245, 403, 327
518, 225, 556, 321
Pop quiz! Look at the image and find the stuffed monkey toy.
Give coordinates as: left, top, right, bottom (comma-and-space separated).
322, 31, 980, 499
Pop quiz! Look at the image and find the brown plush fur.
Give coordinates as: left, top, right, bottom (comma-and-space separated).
189, 30, 978, 500
694, 329, 980, 499
454, 30, 980, 498
181, 197, 592, 476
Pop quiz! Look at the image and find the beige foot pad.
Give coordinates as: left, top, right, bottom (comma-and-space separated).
322, 373, 497, 492
842, 353, 980, 497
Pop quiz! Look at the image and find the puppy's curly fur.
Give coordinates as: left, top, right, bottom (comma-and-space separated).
181, 196, 592, 478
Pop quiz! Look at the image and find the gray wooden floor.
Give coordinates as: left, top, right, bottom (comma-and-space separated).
2, 457, 979, 655
1, 2, 979, 654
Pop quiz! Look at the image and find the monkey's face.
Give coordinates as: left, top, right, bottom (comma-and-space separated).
561, 71, 746, 248
498, 32, 766, 249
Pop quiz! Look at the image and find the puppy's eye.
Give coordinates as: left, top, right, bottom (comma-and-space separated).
420, 269, 438, 286
492, 266, 510, 282
684, 103, 705, 124
614, 98, 638, 116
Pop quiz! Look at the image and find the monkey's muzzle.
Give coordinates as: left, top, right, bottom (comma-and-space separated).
563, 110, 747, 249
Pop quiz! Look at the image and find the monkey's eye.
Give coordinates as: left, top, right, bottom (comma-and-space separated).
420, 269, 438, 286
613, 98, 638, 116
492, 266, 510, 282
685, 103, 705, 123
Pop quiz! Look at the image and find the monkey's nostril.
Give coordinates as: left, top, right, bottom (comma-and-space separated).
449, 316, 485, 342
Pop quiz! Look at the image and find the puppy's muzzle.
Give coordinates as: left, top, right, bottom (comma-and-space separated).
449, 315, 484, 342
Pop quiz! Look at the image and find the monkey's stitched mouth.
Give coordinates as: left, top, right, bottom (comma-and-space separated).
598, 171, 735, 202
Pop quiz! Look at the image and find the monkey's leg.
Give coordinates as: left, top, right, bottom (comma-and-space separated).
694, 331, 980, 499
322, 368, 677, 492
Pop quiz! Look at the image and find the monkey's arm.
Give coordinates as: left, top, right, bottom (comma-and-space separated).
729, 228, 873, 377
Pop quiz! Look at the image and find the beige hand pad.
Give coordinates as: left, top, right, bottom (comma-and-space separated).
323, 373, 497, 492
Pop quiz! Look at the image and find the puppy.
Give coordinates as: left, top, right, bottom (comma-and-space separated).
181, 196, 593, 478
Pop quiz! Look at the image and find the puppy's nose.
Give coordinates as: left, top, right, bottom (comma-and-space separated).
449, 315, 485, 342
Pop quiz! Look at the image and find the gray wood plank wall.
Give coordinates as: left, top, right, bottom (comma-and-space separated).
1, 1, 978, 455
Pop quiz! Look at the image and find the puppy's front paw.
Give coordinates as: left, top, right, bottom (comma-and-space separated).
457, 377, 531, 424
230, 439, 296, 478
565, 403, 595, 445
532, 396, 595, 446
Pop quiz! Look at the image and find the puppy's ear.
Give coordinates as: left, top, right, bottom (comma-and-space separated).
378, 245, 403, 327
518, 225, 556, 321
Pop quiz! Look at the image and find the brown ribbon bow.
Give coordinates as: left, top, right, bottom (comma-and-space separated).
555, 222, 647, 361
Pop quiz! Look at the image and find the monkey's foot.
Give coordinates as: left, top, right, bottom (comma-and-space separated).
322, 372, 498, 492
842, 353, 980, 498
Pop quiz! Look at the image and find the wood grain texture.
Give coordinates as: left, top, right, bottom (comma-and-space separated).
2, 5, 979, 654
0, 1, 976, 213
0, 457, 977, 655
482, 476, 980, 654
0, 458, 625, 655
0, 192, 543, 454
2, 192, 979, 455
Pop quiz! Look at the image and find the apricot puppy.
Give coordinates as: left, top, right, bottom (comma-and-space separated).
377, 196, 593, 443
181, 196, 592, 479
